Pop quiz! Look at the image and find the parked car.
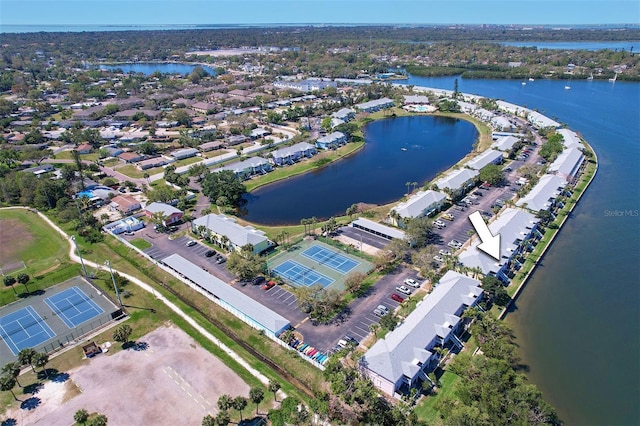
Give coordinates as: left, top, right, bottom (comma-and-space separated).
396, 285, 412, 295
216, 256, 226, 264
252, 276, 266, 286
481, 181, 491, 189
373, 308, 386, 317
504, 167, 512, 172
344, 335, 359, 345
262, 280, 276, 290
123, 231, 135, 236
205, 250, 216, 257
391, 293, 405, 303
441, 213, 454, 221
434, 219, 446, 228
480, 211, 493, 219
473, 191, 483, 197
439, 249, 451, 256
186, 240, 197, 247
404, 278, 420, 288
433, 255, 445, 263
448, 240, 463, 249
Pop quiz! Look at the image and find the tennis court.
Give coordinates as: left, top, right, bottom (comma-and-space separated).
0, 306, 56, 356
272, 259, 334, 288
301, 244, 360, 274
44, 286, 105, 329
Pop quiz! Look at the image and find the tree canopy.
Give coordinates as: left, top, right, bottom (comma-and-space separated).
201, 170, 246, 208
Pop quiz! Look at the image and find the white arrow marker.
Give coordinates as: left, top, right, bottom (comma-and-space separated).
468, 211, 501, 260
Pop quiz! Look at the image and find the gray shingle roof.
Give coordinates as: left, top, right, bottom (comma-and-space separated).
192, 214, 269, 247
162, 254, 289, 334
458, 208, 538, 274
362, 271, 482, 384
392, 190, 447, 219
145, 202, 182, 216
271, 142, 315, 159
516, 175, 566, 212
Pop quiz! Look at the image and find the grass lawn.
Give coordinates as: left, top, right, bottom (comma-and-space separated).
0, 208, 69, 278
102, 158, 120, 167
115, 164, 151, 179
414, 370, 461, 424
54, 151, 100, 162
129, 238, 152, 250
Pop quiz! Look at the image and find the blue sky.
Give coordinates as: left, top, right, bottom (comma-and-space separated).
1, 0, 639, 26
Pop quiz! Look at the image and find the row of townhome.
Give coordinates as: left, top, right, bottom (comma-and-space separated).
354, 97, 395, 113
192, 214, 273, 255
216, 157, 272, 180
516, 174, 568, 213
433, 168, 479, 200
464, 149, 503, 170
491, 135, 521, 152
361, 271, 483, 399
458, 208, 541, 284
271, 142, 317, 166
316, 131, 347, 150
390, 190, 447, 228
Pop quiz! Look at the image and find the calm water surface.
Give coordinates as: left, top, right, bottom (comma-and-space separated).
400, 75, 640, 425
98, 62, 216, 76
240, 115, 477, 225
498, 40, 640, 51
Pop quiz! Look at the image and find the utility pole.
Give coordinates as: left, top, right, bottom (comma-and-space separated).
70, 235, 88, 277
105, 260, 123, 308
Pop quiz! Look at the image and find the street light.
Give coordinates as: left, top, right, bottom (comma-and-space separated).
105, 260, 123, 308
70, 235, 88, 277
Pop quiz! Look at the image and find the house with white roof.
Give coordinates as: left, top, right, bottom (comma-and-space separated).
361, 271, 482, 398
557, 128, 584, 150
465, 149, 503, 170
390, 190, 447, 227
433, 168, 479, 199
491, 115, 514, 131
491, 135, 520, 152
527, 111, 560, 129
192, 214, 273, 255
354, 97, 395, 113
548, 147, 585, 184
458, 208, 540, 283
316, 131, 346, 150
271, 142, 317, 166
516, 175, 567, 213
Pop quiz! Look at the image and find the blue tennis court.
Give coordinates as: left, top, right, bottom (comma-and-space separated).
301, 244, 360, 274
45, 286, 105, 329
272, 259, 334, 288
0, 306, 56, 356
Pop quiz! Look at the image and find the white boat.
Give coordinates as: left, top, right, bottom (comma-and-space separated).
521, 81, 527, 86
609, 72, 618, 83
528, 77, 535, 82
565, 83, 571, 90
587, 72, 594, 81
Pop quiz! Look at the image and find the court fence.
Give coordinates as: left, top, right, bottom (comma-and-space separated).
37, 313, 119, 355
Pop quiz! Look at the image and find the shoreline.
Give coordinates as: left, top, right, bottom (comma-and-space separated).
499, 140, 598, 319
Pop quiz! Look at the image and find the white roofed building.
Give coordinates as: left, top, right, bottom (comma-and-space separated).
361, 271, 482, 398
192, 214, 273, 255
516, 175, 567, 213
527, 111, 560, 129
557, 128, 584, 150
548, 147, 585, 184
465, 149, 503, 170
458, 208, 540, 283
355, 97, 395, 112
433, 168, 479, 199
390, 190, 447, 228
492, 135, 520, 152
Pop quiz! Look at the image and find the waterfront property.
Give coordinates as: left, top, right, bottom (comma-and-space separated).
492, 135, 521, 152
216, 156, 272, 180
331, 107, 356, 122
390, 190, 447, 227
192, 213, 273, 255
361, 270, 482, 399
433, 168, 479, 200
527, 111, 560, 129
271, 142, 317, 166
548, 147, 586, 184
458, 207, 540, 283
354, 97, 395, 112
516, 175, 567, 213
465, 149, 503, 170
315, 131, 346, 150
350, 218, 406, 242
161, 254, 290, 339
144, 202, 183, 225
557, 128, 584, 150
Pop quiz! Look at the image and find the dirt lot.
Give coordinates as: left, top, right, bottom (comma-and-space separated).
2, 325, 250, 425
0, 217, 32, 269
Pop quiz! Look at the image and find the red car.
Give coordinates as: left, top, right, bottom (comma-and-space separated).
262, 280, 276, 290
391, 293, 405, 303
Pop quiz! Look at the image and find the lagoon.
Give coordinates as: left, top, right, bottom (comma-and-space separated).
240, 115, 477, 225
497, 40, 639, 51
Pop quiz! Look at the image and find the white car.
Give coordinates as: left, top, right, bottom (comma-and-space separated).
403, 278, 420, 288
396, 285, 412, 295
433, 255, 445, 263
434, 220, 446, 228
439, 249, 451, 256
448, 240, 463, 249
186, 240, 197, 247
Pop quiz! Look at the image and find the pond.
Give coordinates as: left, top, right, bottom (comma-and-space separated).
239, 115, 478, 225
97, 62, 217, 76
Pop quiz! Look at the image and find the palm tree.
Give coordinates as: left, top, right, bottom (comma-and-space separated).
405, 181, 412, 195
0, 375, 18, 401
202, 414, 215, 426
220, 235, 230, 252
215, 411, 230, 426
217, 394, 232, 412
232, 396, 247, 422
17, 348, 37, 373
1, 362, 21, 387
267, 380, 281, 402
249, 387, 264, 414
369, 323, 381, 341
32, 352, 49, 378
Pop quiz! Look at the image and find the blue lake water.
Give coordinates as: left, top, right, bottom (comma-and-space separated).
398, 75, 640, 425
98, 62, 216, 76
240, 115, 477, 225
